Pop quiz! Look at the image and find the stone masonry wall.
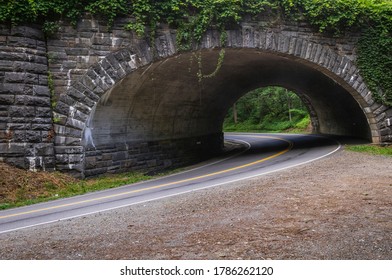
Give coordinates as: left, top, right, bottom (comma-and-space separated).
1, 14, 391, 177
0, 24, 55, 171
47, 16, 392, 146
84, 133, 223, 177
47, 16, 362, 100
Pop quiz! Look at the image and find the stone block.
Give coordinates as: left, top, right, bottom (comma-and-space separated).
56, 163, 84, 172
79, 76, 97, 92
5, 72, 39, 84
0, 143, 29, 155
67, 87, 86, 101
31, 123, 53, 131
54, 124, 83, 138
66, 117, 85, 130
13, 62, 47, 75
9, 106, 35, 117
74, 101, 92, 115
31, 117, 52, 124
83, 88, 100, 102
380, 127, 391, 136
15, 95, 51, 106
27, 130, 43, 142
0, 60, 13, 71
42, 156, 56, 170
6, 123, 30, 130
113, 151, 127, 161
10, 26, 44, 40
84, 156, 97, 169
55, 145, 84, 154
56, 153, 83, 164
65, 48, 90, 56
4, 157, 27, 169
36, 107, 52, 118
84, 167, 108, 177
0, 94, 14, 104
7, 36, 37, 48
33, 85, 50, 97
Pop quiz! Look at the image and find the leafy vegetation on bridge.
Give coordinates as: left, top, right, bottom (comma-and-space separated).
1, 0, 391, 105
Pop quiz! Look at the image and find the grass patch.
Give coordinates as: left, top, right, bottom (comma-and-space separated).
346, 145, 392, 156
224, 115, 311, 134
0, 167, 152, 210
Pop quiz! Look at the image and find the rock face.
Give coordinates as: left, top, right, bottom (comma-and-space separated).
1, 15, 391, 177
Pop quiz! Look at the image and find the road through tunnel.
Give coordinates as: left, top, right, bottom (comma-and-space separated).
78, 48, 373, 177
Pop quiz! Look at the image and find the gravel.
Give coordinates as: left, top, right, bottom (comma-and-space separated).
0, 150, 391, 260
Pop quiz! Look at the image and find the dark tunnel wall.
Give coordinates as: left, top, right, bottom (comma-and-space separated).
89, 49, 372, 150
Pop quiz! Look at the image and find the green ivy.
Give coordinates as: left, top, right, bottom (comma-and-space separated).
358, 26, 392, 106
0, 0, 391, 105
279, 1, 392, 105
85, 0, 131, 27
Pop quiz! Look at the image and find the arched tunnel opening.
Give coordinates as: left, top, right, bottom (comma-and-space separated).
223, 86, 313, 133
83, 49, 372, 176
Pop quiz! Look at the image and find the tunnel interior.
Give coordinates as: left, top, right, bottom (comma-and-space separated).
87, 48, 372, 151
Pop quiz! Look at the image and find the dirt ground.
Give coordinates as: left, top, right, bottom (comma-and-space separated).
0, 149, 391, 260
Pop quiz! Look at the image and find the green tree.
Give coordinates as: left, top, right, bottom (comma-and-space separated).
224, 87, 310, 132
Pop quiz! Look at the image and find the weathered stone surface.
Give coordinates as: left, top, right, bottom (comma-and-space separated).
0, 25, 54, 171
1, 15, 391, 177
0, 94, 14, 104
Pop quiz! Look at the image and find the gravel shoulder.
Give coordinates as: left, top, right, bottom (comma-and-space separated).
0, 149, 391, 260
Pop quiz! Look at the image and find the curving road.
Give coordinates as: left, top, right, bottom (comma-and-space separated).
0, 133, 341, 234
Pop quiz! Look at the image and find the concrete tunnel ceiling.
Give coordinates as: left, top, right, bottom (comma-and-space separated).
89, 48, 372, 147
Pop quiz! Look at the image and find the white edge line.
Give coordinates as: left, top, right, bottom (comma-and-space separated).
0, 138, 341, 235
0, 140, 250, 215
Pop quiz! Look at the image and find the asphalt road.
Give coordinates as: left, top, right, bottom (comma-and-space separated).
0, 133, 341, 234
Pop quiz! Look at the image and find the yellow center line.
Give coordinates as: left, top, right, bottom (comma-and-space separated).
0, 136, 293, 220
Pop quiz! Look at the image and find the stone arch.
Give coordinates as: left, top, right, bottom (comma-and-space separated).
53, 28, 387, 177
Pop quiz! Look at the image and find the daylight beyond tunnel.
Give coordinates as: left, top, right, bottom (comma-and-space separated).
89, 49, 372, 148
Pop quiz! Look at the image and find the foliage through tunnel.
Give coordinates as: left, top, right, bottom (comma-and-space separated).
224, 86, 312, 134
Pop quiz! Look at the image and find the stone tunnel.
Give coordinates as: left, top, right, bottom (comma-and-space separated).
1, 16, 391, 177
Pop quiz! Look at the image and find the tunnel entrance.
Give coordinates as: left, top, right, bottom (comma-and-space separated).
87, 49, 372, 146
79, 48, 372, 176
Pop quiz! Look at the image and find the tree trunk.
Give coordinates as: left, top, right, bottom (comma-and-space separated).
233, 103, 238, 124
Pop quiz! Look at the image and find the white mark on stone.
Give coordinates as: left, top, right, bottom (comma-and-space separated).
5, 127, 12, 149
111, 37, 120, 48
342, 62, 348, 74
82, 103, 97, 149
27, 157, 37, 172
67, 69, 72, 90
128, 54, 138, 69
69, 106, 76, 118
27, 147, 39, 172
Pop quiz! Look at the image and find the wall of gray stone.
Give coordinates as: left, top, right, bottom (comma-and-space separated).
1, 14, 392, 178
84, 133, 223, 177
47, 16, 362, 100
0, 24, 55, 171
46, 15, 392, 145
46, 16, 145, 101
